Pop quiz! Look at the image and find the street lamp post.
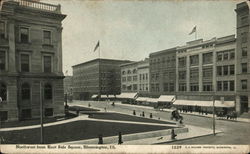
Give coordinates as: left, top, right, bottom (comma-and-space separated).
212, 94, 216, 136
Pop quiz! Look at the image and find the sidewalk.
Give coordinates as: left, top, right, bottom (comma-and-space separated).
114, 102, 250, 123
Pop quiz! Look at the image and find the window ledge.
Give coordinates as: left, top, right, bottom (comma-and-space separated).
42, 44, 54, 48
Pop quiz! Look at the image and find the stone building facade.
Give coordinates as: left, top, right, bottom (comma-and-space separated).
149, 48, 177, 97
0, 0, 66, 121
235, 1, 250, 114
72, 58, 130, 100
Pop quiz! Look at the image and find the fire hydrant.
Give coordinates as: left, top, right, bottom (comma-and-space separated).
171, 129, 177, 140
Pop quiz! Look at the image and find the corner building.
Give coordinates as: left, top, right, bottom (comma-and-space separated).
235, 1, 250, 114
0, 0, 66, 121
72, 59, 130, 100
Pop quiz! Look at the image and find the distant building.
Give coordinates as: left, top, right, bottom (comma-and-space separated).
235, 1, 250, 114
149, 48, 177, 97
0, 0, 66, 121
120, 59, 149, 95
72, 58, 131, 100
176, 35, 236, 103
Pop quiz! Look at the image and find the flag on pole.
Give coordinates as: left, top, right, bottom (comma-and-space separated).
93, 41, 100, 52
189, 26, 196, 35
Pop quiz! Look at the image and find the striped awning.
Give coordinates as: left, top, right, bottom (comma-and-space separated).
116, 93, 137, 99
173, 100, 235, 108
158, 95, 175, 102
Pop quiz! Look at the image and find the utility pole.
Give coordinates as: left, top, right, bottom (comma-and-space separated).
40, 82, 44, 144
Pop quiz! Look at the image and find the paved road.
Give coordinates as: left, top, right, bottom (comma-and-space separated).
70, 100, 250, 144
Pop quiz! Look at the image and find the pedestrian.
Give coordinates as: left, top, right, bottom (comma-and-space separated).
104, 107, 107, 112
150, 113, 153, 118
98, 134, 103, 144
142, 111, 145, 117
171, 129, 177, 140
118, 132, 123, 144
133, 110, 136, 115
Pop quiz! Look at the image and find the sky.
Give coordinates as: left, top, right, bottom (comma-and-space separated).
43, 0, 243, 75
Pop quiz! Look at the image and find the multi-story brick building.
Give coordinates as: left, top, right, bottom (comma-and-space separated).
120, 59, 149, 95
0, 0, 66, 121
72, 58, 130, 100
235, 1, 250, 114
149, 48, 177, 97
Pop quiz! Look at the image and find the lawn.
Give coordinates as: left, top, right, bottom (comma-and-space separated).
68, 106, 100, 112
0, 120, 175, 144
0, 114, 76, 128
88, 113, 176, 125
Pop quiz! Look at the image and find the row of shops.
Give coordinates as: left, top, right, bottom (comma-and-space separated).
90, 93, 235, 114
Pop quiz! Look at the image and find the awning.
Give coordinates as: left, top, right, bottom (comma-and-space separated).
158, 95, 175, 102
146, 98, 159, 103
173, 100, 235, 108
136, 97, 148, 102
91, 95, 98, 99
100, 95, 116, 98
116, 93, 137, 99
214, 100, 235, 108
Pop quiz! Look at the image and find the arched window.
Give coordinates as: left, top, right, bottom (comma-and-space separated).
127, 70, 131, 74
0, 83, 7, 101
44, 83, 52, 100
133, 69, 137, 74
122, 71, 126, 75
21, 83, 30, 100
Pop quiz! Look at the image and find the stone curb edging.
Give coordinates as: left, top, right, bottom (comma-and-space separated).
61, 127, 189, 145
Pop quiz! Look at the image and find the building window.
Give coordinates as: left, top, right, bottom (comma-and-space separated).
242, 63, 247, 73
178, 57, 186, 67
169, 83, 174, 92
0, 83, 7, 101
122, 85, 126, 90
217, 66, 222, 76
0, 50, 6, 71
122, 77, 126, 82
43, 30, 51, 45
242, 47, 247, 57
190, 55, 199, 66
217, 81, 222, 91
190, 69, 198, 80
20, 27, 29, 43
45, 108, 53, 117
203, 67, 212, 78
241, 32, 247, 43
223, 81, 228, 91
230, 52, 235, 59
169, 72, 174, 79
163, 83, 168, 92
223, 66, 228, 76
146, 74, 148, 80
20, 54, 30, 72
203, 82, 212, 91
132, 69, 137, 74
223, 52, 229, 60
0, 21, 5, 39
229, 65, 235, 75
43, 56, 52, 73
241, 16, 248, 25
217, 53, 223, 61
151, 84, 155, 91
21, 83, 30, 100
203, 52, 213, 64
230, 80, 234, 91
0, 111, 8, 121
155, 83, 159, 92
127, 70, 131, 74
44, 83, 52, 100
133, 75, 137, 81
122, 71, 126, 75
179, 83, 186, 91
127, 76, 132, 81
133, 84, 137, 91
190, 83, 199, 91
241, 80, 247, 90
179, 71, 186, 80
21, 109, 31, 119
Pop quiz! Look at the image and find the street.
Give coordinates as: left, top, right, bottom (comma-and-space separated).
71, 100, 250, 144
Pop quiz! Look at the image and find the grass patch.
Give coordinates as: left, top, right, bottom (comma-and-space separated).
0, 120, 175, 144
88, 113, 175, 125
68, 106, 99, 112
0, 115, 76, 128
